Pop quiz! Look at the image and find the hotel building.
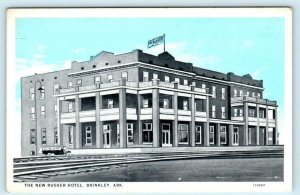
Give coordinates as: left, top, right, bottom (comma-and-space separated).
21, 49, 278, 156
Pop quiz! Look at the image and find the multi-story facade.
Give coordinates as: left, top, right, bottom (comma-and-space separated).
21, 49, 278, 156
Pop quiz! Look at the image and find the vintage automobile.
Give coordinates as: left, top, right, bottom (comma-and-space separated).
40, 146, 71, 155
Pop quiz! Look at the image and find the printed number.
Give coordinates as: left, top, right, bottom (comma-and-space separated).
253, 184, 265, 187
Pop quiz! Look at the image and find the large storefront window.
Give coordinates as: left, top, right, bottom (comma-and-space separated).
178, 124, 189, 144
85, 126, 92, 146
127, 123, 134, 144
142, 123, 152, 143
209, 126, 215, 144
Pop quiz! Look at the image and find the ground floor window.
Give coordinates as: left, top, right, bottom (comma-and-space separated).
41, 128, 46, 145
30, 129, 36, 144
68, 126, 73, 145
117, 124, 120, 144
268, 127, 273, 143
127, 123, 134, 144
220, 126, 227, 144
142, 123, 152, 143
85, 126, 92, 145
209, 126, 215, 144
195, 126, 202, 144
178, 124, 189, 144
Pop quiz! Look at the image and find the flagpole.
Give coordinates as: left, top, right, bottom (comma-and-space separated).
163, 34, 165, 52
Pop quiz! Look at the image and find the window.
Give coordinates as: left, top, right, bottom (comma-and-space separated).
108, 74, 113, 82
127, 123, 133, 144
202, 84, 206, 89
221, 88, 225, 99
234, 89, 237, 97
54, 127, 58, 145
221, 107, 225, 119
240, 109, 243, 117
163, 99, 169, 109
212, 105, 216, 118
259, 109, 266, 118
142, 123, 153, 143
143, 71, 149, 82
212, 86, 216, 98
183, 100, 188, 111
29, 88, 35, 99
94, 76, 101, 84
68, 126, 73, 145
85, 126, 92, 145
53, 83, 60, 95
108, 99, 113, 108
54, 105, 58, 117
248, 128, 253, 145
153, 73, 158, 80
117, 124, 120, 144
121, 72, 128, 80
30, 129, 36, 144
195, 126, 202, 144
76, 79, 82, 86
252, 92, 255, 97
268, 109, 275, 119
268, 128, 273, 142
178, 124, 189, 144
41, 105, 45, 117
220, 126, 227, 144
192, 81, 196, 86
249, 108, 256, 117
234, 108, 238, 117
257, 93, 261, 99
68, 81, 73, 88
175, 78, 180, 83
41, 128, 46, 145
68, 102, 73, 112
209, 126, 215, 144
165, 76, 170, 83
143, 99, 149, 108
183, 79, 188, 86
30, 107, 35, 120
40, 86, 45, 99
246, 91, 250, 97
239, 90, 243, 97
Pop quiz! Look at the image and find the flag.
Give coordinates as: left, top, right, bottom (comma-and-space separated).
147, 34, 165, 48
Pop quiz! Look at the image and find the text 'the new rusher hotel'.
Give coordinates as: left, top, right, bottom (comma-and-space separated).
21, 49, 279, 156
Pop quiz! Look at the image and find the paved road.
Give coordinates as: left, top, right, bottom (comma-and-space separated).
35, 157, 283, 182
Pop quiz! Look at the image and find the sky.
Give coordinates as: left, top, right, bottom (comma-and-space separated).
14, 17, 285, 154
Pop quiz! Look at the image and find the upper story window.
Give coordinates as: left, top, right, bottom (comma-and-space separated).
153, 73, 158, 80
68, 102, 73, 112
108, 74, 113, 82
202, 84, 206, 89
221, 107, 225, 119
121, 72, 128, 81
68, 81, 73, 88
252, 92, 255, 97
76, 79, 82, 86
163, 99, 169, 109
108, 99, 113, 108
143, 71, 149, 82
41, 128, 46, 145
268, 109, 275, 119
212, 105, 216, 118
257, 93, 261, 99
29, 87, 35, 99
259, 108, 266, 118
246, 91, 250, 96
234, 89, 237, 97
240, 109, 243, 117
40, 86, 45, 99
221, 88, 225, 100
192, 81, 196, 86
240, 90, 243, 97
234, 108, 238, 117
249, 108, 256, 117
183, 79, 188, 86
53, 83, 60, 95
41, 105, 46, 117
175, 78, 180, 83
220, 126, 227, 144
183, 100, 188, 111
143, 99, 149, 108
212, 86, 216, 98
30, 107, 35, 120
94, 76, 101, 84
165, 76, 170, 83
